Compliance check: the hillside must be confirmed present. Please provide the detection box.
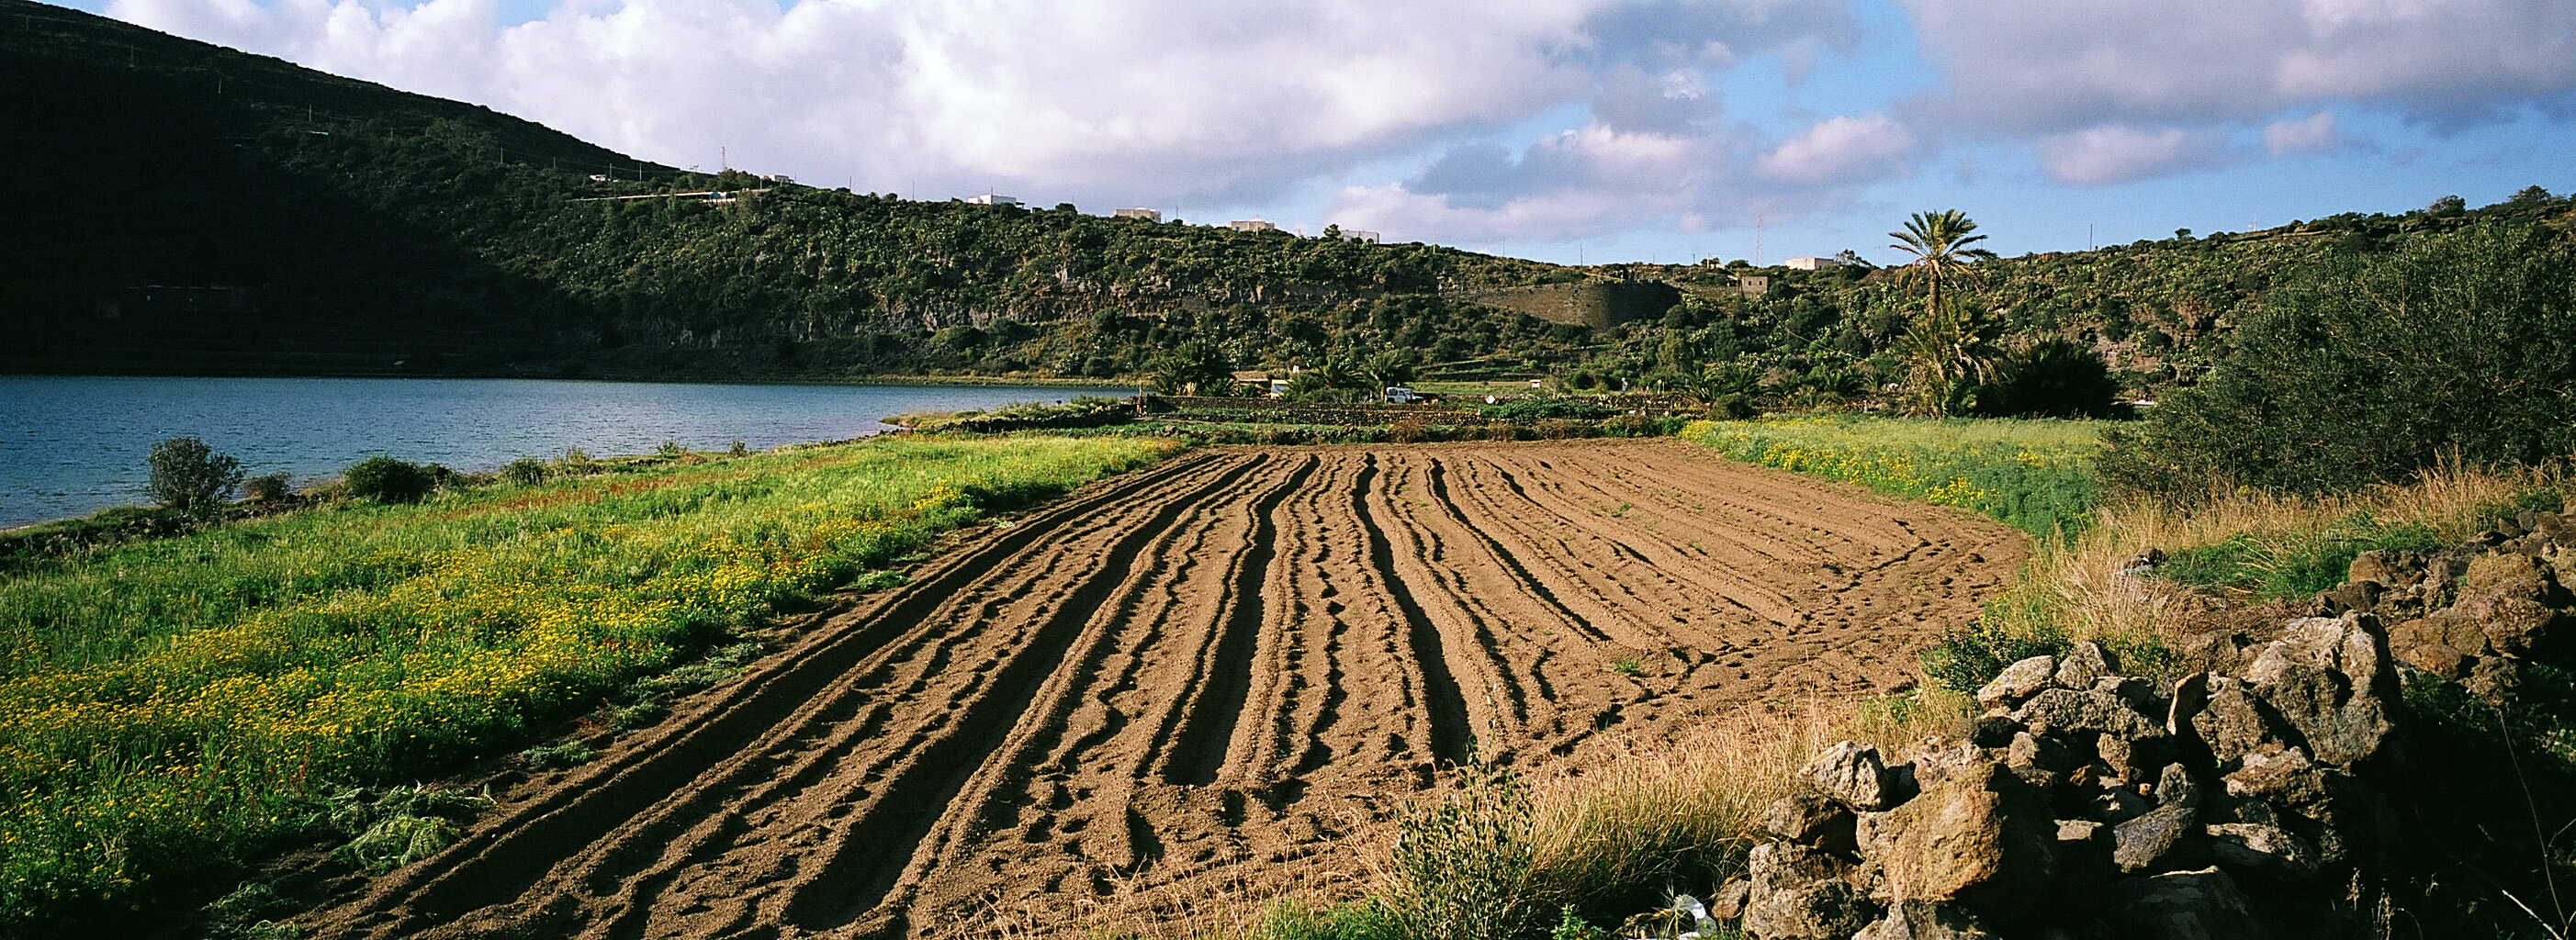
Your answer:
[3,0,2570,395]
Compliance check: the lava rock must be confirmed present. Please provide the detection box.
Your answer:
[2206,822,2320,878]
[1978,655,2059,710]
[2111,867,2269,940]
[1743,841,1878,940]
[2189,677,2275,767]
[1768,789,1859,852]
[2053,642,2118,691]
[1805,741,1899,811]
[1877,762,2057,920]
[2014,688,2164,743]
[2112,803,2203,874]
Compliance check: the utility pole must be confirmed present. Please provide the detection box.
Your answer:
[1755,214,1764,267]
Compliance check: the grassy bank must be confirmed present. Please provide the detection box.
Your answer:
[0,434,1176,926]
[1680,415,2105,540]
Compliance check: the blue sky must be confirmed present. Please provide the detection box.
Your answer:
[62,0,2576,266]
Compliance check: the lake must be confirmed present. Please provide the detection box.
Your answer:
[0,376,1140,528]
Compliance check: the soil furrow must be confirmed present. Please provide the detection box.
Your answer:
[309,441,2028,940]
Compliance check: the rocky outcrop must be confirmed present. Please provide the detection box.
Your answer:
[2330,509,2576,699]
[1731,629,2395,939]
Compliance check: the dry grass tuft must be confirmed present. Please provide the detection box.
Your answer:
[2008,462,2564,650]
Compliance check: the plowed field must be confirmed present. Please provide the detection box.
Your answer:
[311,440,2025,939]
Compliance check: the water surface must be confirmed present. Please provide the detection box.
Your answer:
[0,376,1136,527]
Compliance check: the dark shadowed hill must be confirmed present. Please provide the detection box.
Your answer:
[3,0,2569,396]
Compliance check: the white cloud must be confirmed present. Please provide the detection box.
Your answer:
[1756,113,1914,185]
[2262,110,2349,155]
[2035,125,2236,186]
[107,0,1861,224]
[1902,0,2576,133]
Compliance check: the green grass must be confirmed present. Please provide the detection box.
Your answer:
[0,434,1175,928]
[2151,512,2449,599]
[1679,415,2106,540]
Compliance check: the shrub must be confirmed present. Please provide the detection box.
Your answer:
[2101,220,2576,498]
[144,436,243,511]
[343,456,435,504]
[500,457,550,487]
[240,472,294,502]
[1976,338,2122,419]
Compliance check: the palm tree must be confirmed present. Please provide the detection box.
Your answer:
[1887,209,1997,319]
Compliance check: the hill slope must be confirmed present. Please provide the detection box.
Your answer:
[4,0,2570,396]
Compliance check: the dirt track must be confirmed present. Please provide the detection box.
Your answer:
[311,440,2026,939]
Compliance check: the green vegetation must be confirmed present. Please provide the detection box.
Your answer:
[1679,415,2104,539]
[9,0,2572,418]
[0,434,1173,930]
[2102,220,2576,497]
[144,438,244,513]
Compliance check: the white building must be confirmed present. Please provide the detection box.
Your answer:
[1230,219,1278,232]
[967,194,1022,207]
[1113,207,1163,222]
[1338,229,1381,244]
[1784,256,1845,271]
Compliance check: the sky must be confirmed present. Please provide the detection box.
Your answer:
[60,0,2576,267]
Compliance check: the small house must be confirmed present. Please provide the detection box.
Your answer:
[1114,207,1164,222]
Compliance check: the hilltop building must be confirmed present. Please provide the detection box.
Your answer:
[1230,219,1277,233]
[1783,256,1844,271]
[1337,229,1381,244]
[1114,207,1163,222]
[966,194,1022,207]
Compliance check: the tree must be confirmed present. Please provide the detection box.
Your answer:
[1895,299,1996,417]
[146,436,243,512]
[1361,348,1418,391]
[1976,337,2121,419]
[1149,338,1236,395]
[1887,209,1997,320]
[2100,220,2576,497]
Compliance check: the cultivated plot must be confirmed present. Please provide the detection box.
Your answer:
[314,440,2025,939]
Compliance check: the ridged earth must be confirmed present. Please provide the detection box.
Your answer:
[310,440,2026,939]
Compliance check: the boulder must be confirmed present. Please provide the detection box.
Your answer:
[2014,688,2164,743]
[2463,553,2559,602]
[1903,737,1992,792]
[1851,901,1995,940]
[2154,763,2201,810]
[1743,841,1878,940]
[2450,591,2566,657]
[1876,762,2057,919]
[1767,789,1859,851]
[2465,655,2525,698]
[2244,616,2394,766]
[1805,741,1899,811]
[2222,745,2328,808]
[2110,867,2269,940]
[1977,655,2058,710]
[2007,731,2075,774]
[2346,550,2422,588]
[2206,822,2320,878]
[2112,802,2203,874]
[2387,616,2484,678]
[1712,878,1754,920]
[2188,678,2276,767]
[2251,663,2391,767]
[2053,642,2118,691]
[2165,673,2210,738]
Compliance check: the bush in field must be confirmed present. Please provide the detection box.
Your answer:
[501,457,550,487]
[2101,221,2576,497]
[1976,338,2121,420]
[145,436,244,512]
[343,456,436,503]
[240,472,294,502]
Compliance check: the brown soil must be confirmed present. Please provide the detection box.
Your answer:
[306,440,2026,939]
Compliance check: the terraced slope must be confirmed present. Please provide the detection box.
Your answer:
[311,440,2025,939]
